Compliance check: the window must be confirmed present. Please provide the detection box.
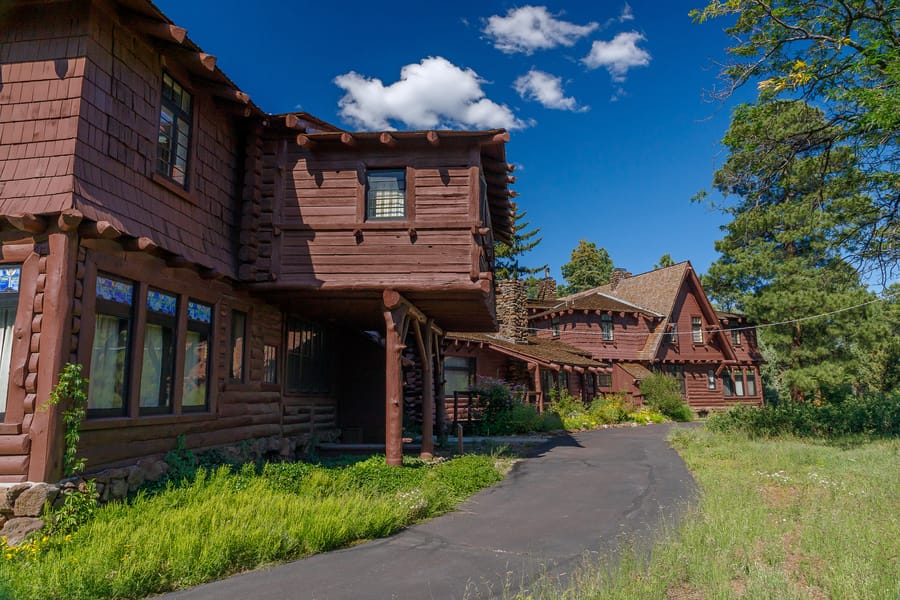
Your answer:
[229,310,247,382]
[601,313,614,341]
[365,169,406,219]
[746,370,757,396]
[444,356,475,394]
[183,300,212,411]
[723,370,735,397]
[286,318,330,393]
[598,372,612,388]
[89,275,134,417]
[734,369,745,396]
[551,316,560,337]
[707,369,716,390]
[669,365,686,395]
[558,370,569,392]
[666,323,678,345]
[731,328,741,346]
[0,266,21,419]
[139,289,177,415]
[692,317,703,344]
[157,72,192,187]
[263,344,278,384]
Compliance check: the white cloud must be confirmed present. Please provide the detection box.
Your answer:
[334,57,527,131]
[514,69,586,112]
[483,6,598,55]
[619,3,634,22]
[582,31,650,82]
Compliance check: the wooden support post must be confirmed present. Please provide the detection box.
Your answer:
[434,331,446,446]
[413,319,435,458]
[532,364,543,414]
[383,290,408,467]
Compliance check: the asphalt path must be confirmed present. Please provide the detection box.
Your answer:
[163,424,696,600]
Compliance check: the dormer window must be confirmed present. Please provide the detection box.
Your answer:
[692,316,703,344]
[157,72,192,187]
[731,329,741,346]
[601,313,614,341]
[366,169,406,219]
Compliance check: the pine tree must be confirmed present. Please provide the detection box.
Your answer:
[494,206,544,281]
[702,101,883,402]
[559,240,613,295]
[654,254,675,269]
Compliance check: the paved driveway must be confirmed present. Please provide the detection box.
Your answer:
[164,424,696,600]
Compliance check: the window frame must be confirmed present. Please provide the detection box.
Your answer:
[707,369,716,391]
[730,328,742,346]
[88,274,135,419]
[746,369,757,396]
[365,168,407,221]
[182,299,213,413]
[598,372,613,388]
[229,309,247,383]
[263,343,279,385]
[156,71,194,189]
[285,317,331,394]
[138,288,178,416]
[0,265,22,421]
[600,313,614,342]
[691,316,704,344]
[551,316,560,337]
[722,369,735,397]
[444,356,476,395]
[666,323,678,345]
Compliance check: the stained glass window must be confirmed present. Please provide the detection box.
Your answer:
[96,276,133,305]
[188,301,212,324]
[0,267,20,293]
[147,290,177,316]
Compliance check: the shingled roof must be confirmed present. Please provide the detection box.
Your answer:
[591,262,692,316]
[445,332,609,371]
[528,291,661,321]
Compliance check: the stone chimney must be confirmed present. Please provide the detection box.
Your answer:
[496,279,529,343]
[610,268,632,291]
[535,267,557,301]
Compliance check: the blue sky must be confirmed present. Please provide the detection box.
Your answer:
[155,0,753,280]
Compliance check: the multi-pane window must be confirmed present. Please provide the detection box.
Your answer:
[229,310,247,383]
[723,370,735,397]
[601,313,614,341]
[669,365,686,395]
[263,344,278,384]
[731,328,741,346]
[286,318,329,393]
[0,266,21,419]
[444,356,475,395]
[707,369,716,390]
[598,372,613,388]
[746,370,757,396]
[734,369,746,396]
[139,289,177,415]
[89,275,134,417]
[183,300,212,411]
[666,323,678,345]
[365,169,406,219]
[551,316,560,337]
[157,72,192,187]
[692,316,703,344]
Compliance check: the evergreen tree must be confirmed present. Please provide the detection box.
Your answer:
[702,101,884,402]
[494,206,544,280]
[654,254,675,269]
[559,240,613,295]
[692,0,900,277]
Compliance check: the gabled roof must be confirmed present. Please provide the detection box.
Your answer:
[592,262,692,316]
[445,332,609,371]
[617,362,654,381]
[528,291,662,321]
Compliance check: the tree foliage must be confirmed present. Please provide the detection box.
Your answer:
[494,206,544,280]
[559,240,614,295]
[692,0,900,277]
[703,101,890,401]
[654,253,675,269]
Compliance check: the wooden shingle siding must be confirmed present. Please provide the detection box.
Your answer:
[70,5,240,277]
[0,3,86,214]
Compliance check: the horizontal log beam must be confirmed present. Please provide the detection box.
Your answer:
[57,209,83,232]
[340,132,357,147]
[426,130,440,146]
[119,10,187,44]
[121,236,157,253]
[79,220,122,240]
[194,80,250,104]
[296,134,316,150]
[6,213,47,234]
[379,132,397,148]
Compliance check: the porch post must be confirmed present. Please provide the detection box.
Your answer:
[413,319,435,458]
[435,333,447,446]
[382,290,409,467]
[532,364,543,413]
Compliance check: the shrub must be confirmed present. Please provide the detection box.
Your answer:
[471,377,550,435]
[44,480,99,536]
[706,392,900,438]
[641,373,693,422]
[589,394,635,424]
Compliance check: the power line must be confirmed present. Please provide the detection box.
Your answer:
[510,296,886,340]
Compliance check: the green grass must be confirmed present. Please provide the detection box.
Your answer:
[527,428,900,599]
[0,454,508,600]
